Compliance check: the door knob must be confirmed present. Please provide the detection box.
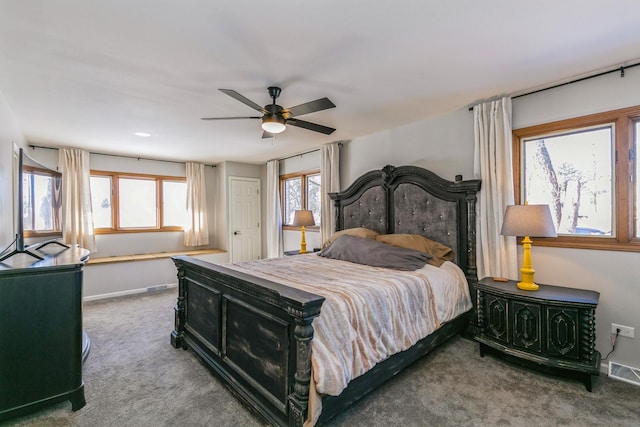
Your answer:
[233,231,241,235]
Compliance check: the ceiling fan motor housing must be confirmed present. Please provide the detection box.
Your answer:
[267,86,282,100]
[263,104,286,125]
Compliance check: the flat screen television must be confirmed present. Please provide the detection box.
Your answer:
[0,148,66,262]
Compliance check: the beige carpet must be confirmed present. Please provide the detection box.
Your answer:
[4,288,639,426]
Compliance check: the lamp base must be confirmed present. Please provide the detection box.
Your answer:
[299,226,307,254]
[517,235,539,291]
[517,281,539,291]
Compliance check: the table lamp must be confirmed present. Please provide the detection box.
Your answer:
[500,204,557,291]
[293,210,315,253]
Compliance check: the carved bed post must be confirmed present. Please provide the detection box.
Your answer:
[170,261,187,349]
[333,198,341,232]
[288,316,316,427]
[466,191,478,281]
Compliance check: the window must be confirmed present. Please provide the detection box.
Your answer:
[280,170,321,227]
[23,165,62,236]
[513,105,640,251]
[90,171,187,233]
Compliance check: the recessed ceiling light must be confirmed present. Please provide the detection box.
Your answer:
[135,132,151,137]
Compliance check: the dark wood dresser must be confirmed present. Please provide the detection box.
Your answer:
[474,277,600,391]
[0,245,90,421]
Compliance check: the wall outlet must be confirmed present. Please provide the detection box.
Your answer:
[611,323,635,338]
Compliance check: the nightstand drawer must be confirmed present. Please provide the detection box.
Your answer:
[481,293,509,344]
[512,301,542,354]
[546,307,580,360]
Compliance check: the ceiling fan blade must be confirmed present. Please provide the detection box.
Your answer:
[201,116,261,120]
[285,97,336,118]
[287,118,336,135]
[262,131,275,139]
[219,89,268,114]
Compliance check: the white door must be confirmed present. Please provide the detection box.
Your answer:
[229,177,261,262]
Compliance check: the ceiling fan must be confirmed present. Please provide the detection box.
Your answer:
[201,86,336,138]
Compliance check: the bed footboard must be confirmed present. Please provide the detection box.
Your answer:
[171,256,325,427]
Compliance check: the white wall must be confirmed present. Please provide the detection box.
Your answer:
[83,251,229,301]
[342,67,640,370]
[341,109,475,186]
[280,149,321,175]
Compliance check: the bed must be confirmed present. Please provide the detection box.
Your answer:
[171,164,481,426]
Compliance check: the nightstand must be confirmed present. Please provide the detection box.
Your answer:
[474,277,600,391]
[284,249,320,256]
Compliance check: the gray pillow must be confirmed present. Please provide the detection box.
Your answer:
[319,234,431,271]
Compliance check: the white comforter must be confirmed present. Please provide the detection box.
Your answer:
[226,253,472,397]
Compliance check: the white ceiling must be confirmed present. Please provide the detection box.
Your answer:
[1,1,639,165]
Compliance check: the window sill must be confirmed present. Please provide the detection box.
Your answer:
[282,225,320,231]
[87,248,225,265]
[94,227,184,234]
[522,238,640,252]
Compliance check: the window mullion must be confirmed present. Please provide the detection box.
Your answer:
[301,174,308,211]
[111,175,120,230]
[615,116,631,243]
[157,178,162,229]
[28,172,36,231]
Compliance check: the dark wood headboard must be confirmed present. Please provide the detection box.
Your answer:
[329,165,481,280]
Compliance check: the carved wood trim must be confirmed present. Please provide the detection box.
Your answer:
[288,317,315,427]
[170,265,186,349]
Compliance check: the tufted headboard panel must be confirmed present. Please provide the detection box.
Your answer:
[393,182,458,254]
[329,165,481,280]
[342,186,388,234]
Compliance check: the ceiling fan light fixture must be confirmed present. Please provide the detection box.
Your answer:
[261,115,286,134]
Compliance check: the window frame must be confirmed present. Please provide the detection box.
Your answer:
[280,169,321,230]
[512,104,640,252]
[90,170,187,234]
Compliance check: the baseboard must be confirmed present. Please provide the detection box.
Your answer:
[83,283,177,302]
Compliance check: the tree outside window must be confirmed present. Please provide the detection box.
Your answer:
[522,126,613,236]
[280,171,321,227]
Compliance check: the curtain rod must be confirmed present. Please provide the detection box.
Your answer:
[28,144,216,167]
[468,61,640,111]
[276,148,320,162]
[274,142,344,162]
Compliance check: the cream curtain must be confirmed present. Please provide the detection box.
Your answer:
[59,148,96,252]
[266,159,283,258]
[184,162,210,247]
[473,97,518,280]
[320,142,340,245]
